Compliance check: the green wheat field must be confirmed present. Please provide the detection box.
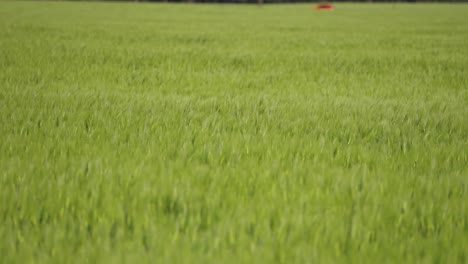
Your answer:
[1,1,467,263]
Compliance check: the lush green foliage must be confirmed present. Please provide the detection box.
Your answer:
[1,2,467,263]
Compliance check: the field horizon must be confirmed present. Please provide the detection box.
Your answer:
[1,1,467,263]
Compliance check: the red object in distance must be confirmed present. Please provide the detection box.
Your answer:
[314,3,335,11]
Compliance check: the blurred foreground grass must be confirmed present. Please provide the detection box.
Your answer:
[0,1,467,263]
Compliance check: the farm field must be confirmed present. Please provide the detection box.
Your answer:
[0,1,467,263]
